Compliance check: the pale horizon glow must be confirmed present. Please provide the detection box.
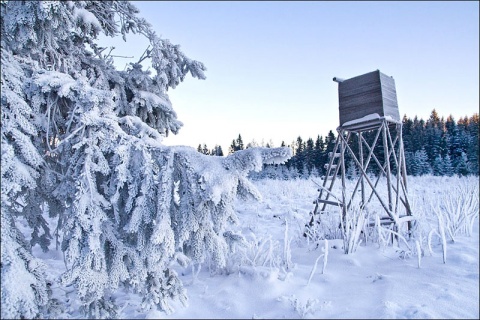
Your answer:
[101,1,479,153]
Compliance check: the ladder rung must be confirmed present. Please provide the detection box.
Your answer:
[368,218,394,227]
[367,215,414,227]
[322,175,336,180]
[328,152,341,158]
[315,199,343,207]
[324,164,337,169]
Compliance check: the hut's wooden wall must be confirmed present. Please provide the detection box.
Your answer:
[338,70,400,126]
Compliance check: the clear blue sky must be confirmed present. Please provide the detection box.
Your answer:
[102,1,479,153]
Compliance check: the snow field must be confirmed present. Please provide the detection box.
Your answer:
[23,175,479,319]
[147,176,479,319]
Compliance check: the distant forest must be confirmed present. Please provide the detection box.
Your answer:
[197,110,479,179]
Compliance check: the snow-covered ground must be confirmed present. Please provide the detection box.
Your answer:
[30,176,479,319]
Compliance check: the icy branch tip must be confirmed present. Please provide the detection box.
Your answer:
[222,147,292,173]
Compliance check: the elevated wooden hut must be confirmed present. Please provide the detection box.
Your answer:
[336,70,400,127]
[308,70,413,247]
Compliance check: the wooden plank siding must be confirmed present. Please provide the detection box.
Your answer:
[337,70,400,127]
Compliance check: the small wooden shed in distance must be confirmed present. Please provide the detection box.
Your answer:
[334,70,400,130]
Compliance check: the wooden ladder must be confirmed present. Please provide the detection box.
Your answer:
[309,135,344,227]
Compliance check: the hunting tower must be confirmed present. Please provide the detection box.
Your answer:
[309,70,413,234]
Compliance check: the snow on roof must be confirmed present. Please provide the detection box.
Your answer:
[341,113,401,127]
[341,113,381,127]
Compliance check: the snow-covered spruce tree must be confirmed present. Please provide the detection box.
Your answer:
[432,154,445,176]
[412,147,432,176]
[1,1,291,318]
[0,46,56,319]
[443,154,455,177]
[170,146,291,270]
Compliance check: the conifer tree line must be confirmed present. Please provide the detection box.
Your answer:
[197,143,224,156]
[201,110,479,179]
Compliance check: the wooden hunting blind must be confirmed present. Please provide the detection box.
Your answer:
[336,70,400,129]
[307,70,413,247]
